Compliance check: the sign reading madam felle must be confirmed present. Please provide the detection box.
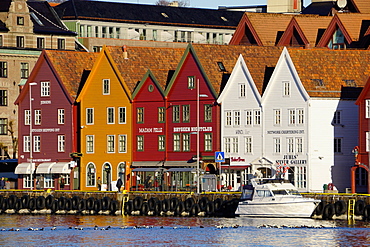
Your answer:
[276,154,307,165]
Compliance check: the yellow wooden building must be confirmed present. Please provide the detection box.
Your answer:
[75,46,132,191]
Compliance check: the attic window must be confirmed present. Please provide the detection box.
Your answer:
[221,16,228,22]
[343,79,356,87]
[30,12,43,26]
[217,62,227,72]
[311,79,324,87]
[161,13,169,18]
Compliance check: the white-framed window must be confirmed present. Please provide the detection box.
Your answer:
[103,79,110,95]
[287,137,294,153]
[245,110,252,126]
[137,107,144,123]
[86,108,94,125]
[232,137,238,153]
[297,108,304,125]
[107,107,114,124]
[41,81,50,97]
[173,134,180,151]
[288,109,295,125]
[296,137,303,153]
[225,111,232,126]
[119,107,126,124]
[333,110,341,125]
[366,99,370,118]
[137,135,144,151]
[58,135,65,152]
[188,76,195,89]
[44,174,53,188]
[35,110,41,125]
[86,163,96,187]
[366,132,370,152]
[107,135,115,153]
[86,135,94,153]
[205,133,212,151]
[245,136,252,154]
[23,135,30,152]
[58,109,65,124]
[25,109,30,125]
[274,137,281,154]
[295,166,307,189]
[239,83,246,97]
[233,111,240,126]
[283,81,290,96]
[334,138,342,153]
[33,135,40,152]
[254,110,261,125]
[183,105,190,123]
[274,109,281,126]
[23,174,31,188]
[182,133,190,151]
[158,135,165,151]
[119,134,127,153]
[224,137,231,153]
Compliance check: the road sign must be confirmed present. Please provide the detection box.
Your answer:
[215,151,225,162]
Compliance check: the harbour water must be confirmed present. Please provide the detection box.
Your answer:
[0,214,369,246]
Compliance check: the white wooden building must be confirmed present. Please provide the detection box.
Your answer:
[218,47,370,192]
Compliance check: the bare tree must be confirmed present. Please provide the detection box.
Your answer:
[156,0,190,7]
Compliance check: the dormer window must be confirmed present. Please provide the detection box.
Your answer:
[328,28,346,50]
[17,17,24,25]
[161,13,169,18]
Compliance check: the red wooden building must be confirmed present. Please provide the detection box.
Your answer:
[14,50,97,190]
[354,76,370,193]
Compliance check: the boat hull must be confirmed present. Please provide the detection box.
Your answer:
[236,199,320,218]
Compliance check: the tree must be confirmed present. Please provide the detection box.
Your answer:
[156,0,190,7]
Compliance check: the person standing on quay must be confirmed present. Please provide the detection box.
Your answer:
[97,177,102,191]
[116,178,123,192]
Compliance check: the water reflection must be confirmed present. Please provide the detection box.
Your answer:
[0,215,369,246]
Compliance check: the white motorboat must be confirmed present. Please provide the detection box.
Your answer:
[236,178,320,218]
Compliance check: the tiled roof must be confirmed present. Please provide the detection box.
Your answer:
[44,50,98,99]
[244,13,293,46]
[106,46,185,93]
[192,44,283,95]
[293,15,332,45]
[336,13,370,41]
[288,48,370,98]
[27,0,76,36]
[54,0,244,29]
[353,0,370,13]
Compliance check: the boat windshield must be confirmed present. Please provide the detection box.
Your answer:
[287,189,301,196]
[256,190,273,197]
[272,190,288,195]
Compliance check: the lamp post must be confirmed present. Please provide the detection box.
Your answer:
[29,82,37,190]
[196,78,208,194]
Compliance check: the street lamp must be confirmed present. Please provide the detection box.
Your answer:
[29,82,37,190]
[196,78,208,194]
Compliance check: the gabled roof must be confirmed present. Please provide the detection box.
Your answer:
[287,48,370,98]
[54,0,244,29]
[352,0,370,14]
[317,13,370,47]
[106,46,185,93]
[192,44,283,95]
[278,15,332,47]
[27,0,76,36]
[131,69,166,100]
[229,13,294,46]
[355,76,370,105]
[44,50,98,99]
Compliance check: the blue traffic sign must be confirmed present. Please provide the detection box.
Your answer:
[215,152,225,162]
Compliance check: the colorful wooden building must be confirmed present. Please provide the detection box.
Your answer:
[14,50,97,190]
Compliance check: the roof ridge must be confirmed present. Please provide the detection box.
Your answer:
[28,3,69,32]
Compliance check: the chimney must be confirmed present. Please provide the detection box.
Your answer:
[122,45,128,59]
